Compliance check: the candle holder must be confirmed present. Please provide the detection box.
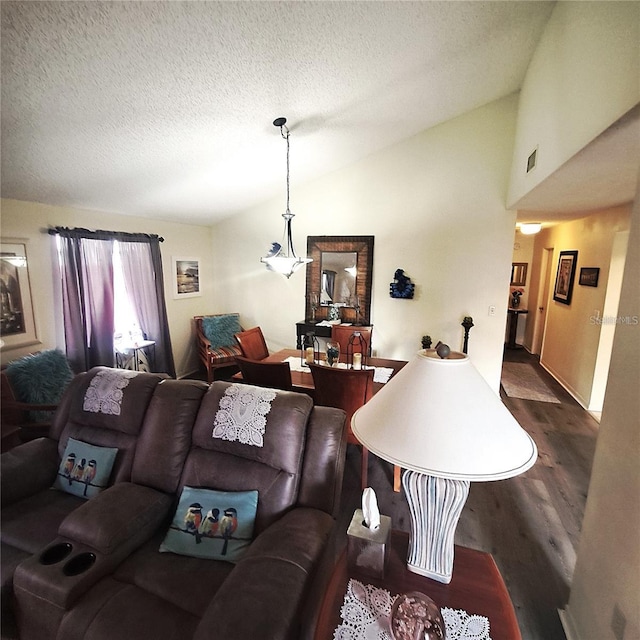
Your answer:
[301,332,319,367]
[347,331,367,369]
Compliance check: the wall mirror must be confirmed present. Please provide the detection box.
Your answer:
[305,236,374,325]
[511,262,528,286]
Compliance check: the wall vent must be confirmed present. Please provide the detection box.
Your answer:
[526,148,537,173]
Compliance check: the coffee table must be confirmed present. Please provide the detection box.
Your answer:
[314,530,521,640]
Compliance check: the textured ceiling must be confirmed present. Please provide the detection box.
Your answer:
[3,0,610,227]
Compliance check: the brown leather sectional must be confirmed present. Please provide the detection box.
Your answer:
[1,367,347,640]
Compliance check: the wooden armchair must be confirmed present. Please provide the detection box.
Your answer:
[331,325,373,357]
[1,350,74,451]
[234,326,269,360]
[194,314,244,383]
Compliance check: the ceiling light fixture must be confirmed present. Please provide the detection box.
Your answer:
[519,222,542,235]
[261,117,312,278]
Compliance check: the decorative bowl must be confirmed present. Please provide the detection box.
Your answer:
[390,591,446,640]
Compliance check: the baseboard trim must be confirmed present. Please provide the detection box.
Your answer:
[558,606,580,640]
[539,361,589,410]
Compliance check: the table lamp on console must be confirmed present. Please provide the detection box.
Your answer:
[351,346,537,584]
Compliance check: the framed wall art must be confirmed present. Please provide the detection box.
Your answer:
[172,257,201,299]
[579,267,600,287]
[553,250,578,305]
[1,239,39,350]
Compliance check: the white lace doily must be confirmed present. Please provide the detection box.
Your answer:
[83,369,138,415]
[212,383,276,447]
[334,579,491,640]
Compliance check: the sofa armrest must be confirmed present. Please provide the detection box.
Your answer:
[59,482,173,555]
[1,437,59,506]
[195,507,334,640]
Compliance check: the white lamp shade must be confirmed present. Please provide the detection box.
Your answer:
[351,350,537,481]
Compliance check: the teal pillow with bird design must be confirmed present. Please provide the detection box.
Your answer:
[52,438,118,500]
[159,486,258,563]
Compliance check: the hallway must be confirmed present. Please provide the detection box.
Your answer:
[337,348,599,640]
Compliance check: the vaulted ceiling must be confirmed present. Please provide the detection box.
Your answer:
[1,1,636,227]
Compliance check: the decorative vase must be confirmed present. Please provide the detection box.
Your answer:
[326,341,340,367]
[328,304,341,322]
[511,295,520,308]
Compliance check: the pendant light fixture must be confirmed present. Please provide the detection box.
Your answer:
[261,117,312,278]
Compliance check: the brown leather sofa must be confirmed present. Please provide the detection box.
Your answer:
[1,366,347,640]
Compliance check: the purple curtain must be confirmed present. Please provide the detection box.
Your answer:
[53,227,175,377]
[119,239,175,377]
[57,234,114,372]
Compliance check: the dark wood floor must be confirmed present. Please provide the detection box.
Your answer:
[333,348,599,640]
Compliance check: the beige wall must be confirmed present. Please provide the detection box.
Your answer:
[508,1,640,207]
[523,207,631,408]
[211,95,520,391]
[561,186,640,640]
[0,199,213,377]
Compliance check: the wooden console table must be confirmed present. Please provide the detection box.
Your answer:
[314,530,521,640]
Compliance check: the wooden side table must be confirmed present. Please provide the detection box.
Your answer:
[314,530,521,640]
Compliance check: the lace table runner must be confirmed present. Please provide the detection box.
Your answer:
[284,357,393,383]
[334,579,492,640]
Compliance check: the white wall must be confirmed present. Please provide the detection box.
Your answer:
[561,184,640,640]
[0,199,213,377]
[508,1,640,207]
[211,95,520,391]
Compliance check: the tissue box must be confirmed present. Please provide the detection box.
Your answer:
[347,508,392,579]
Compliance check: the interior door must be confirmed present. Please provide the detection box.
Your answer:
[533,247,554,355]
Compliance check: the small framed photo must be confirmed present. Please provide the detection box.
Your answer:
[1,239,39,350]
[553,250,578,305]
[579,267,600,288]
[172,257,201,299]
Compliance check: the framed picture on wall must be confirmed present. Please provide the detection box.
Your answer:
[172,257,201,299]
[1,239,40,350]
[579,267,600,287]
[553,250,578,305]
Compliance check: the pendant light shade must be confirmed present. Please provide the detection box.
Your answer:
[261,117,312,278]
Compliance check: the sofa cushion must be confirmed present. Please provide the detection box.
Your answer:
[160,486,258,563]
[201,314,241,349]
[52,438,118,499]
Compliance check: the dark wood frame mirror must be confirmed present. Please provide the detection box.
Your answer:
[510,262,528,286]
[305,236,374,325]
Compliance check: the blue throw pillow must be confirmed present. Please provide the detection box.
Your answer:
[159,486,258,563]
[52,438,118,500]
[202,314,241,349]
[5,349,74,421]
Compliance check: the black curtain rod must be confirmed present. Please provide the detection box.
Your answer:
[48,226,164,242]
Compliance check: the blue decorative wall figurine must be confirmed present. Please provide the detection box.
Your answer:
[390,269,415,299]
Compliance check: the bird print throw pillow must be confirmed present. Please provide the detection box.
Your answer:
[52,437,118,500]
[159,486,258,563]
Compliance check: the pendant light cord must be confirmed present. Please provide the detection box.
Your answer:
[277,122,291,215]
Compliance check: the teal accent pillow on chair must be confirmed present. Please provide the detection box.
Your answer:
[5,349,74,421]
[160,486,258,563]
[202,314,241,349]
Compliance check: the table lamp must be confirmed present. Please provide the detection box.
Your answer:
[351,348,537,584]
